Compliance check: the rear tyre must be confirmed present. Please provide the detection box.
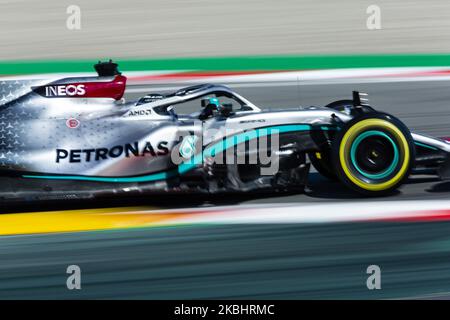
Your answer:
[331,113,415,196]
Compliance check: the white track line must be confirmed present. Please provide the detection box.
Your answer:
[107,200,450,225]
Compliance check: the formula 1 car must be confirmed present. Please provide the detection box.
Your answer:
[0,61,449,202]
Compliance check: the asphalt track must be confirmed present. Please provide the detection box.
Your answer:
[1,79,450,299]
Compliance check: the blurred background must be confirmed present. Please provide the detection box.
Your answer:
[2,0,450,300]
[1,0,450,60]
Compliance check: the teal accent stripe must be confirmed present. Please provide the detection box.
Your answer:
[23,169,179,183]
[23,124,315,183]
[320,126,340,131]
[177,124,313,175]
[414,141,438,151]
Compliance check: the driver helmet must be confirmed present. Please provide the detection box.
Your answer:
[208,97,220,109]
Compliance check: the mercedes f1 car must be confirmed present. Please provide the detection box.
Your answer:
[0,61,449,202]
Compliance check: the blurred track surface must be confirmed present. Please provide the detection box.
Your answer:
[1,79,450,299]
[2,222,450,299]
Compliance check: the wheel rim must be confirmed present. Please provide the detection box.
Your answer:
[350,131,399,180]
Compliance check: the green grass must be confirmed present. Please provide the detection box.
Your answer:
[1,54,450,75]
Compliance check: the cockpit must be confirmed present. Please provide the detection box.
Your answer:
[130,84,261,120]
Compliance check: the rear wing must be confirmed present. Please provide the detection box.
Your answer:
[31,74,126,100]
[0,60,126,106]
[31,60,126,100]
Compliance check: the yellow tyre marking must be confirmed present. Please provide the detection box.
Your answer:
[339,119,410,191]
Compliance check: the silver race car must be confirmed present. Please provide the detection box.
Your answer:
[0,61,449,202]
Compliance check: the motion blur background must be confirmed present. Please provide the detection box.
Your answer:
[1,0,450,60]
[2,0,450,300]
